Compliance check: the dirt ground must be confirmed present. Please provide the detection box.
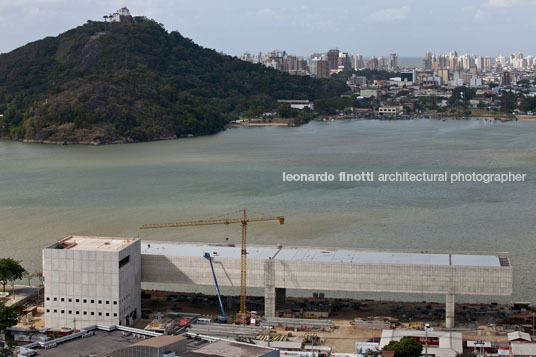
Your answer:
[140,290,516,353]
[18,289,516,353]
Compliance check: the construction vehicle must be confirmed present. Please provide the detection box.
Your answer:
[204,252,227,323]
[140,209,284,315]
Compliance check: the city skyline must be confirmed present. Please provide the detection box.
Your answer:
[1,0,536,57]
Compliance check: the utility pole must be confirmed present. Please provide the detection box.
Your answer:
[424,323,430,357]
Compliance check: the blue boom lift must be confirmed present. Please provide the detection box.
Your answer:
[204,252,227,323]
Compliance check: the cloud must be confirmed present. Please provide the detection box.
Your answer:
[256,8,276,17]
[367,6,410,24]
[484,0,536,8]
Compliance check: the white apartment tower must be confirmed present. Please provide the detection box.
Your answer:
[43,236,141,329]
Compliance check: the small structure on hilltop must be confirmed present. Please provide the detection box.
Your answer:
[103,7,135,28]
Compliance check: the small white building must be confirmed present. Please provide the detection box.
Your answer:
[511,342,536,357]
[467,340,494,351]
[277,99,314,110]
[356,341,380,356]
[43,235,141,329]
[110,7,131,22]
[379,106,404,116]
[380,329,463,357]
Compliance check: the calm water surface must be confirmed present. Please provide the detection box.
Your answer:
[1,119,534,302]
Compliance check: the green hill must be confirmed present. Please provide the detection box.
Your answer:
[0,17,348,144]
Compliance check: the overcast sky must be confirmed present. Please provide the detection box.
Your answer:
[0,0,535,57]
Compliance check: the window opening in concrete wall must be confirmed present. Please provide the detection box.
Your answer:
[119,255,130,268]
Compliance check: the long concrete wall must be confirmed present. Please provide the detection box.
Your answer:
[141,254,512,296]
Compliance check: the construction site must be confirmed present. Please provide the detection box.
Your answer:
[8,289,535,355]
[6,210,534,356]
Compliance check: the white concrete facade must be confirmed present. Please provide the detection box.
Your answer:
[141,242,512,296]
[43,236,141,329]
[43,238,512,329]
[140,242,512,326]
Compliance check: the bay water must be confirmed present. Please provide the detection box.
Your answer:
[1,118,534,302]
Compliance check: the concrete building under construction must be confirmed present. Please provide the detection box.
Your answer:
[43,236,141,329]
[43,236,513,329]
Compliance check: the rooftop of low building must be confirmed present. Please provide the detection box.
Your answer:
[47,235,138,252]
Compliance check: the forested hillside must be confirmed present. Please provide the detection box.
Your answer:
[0,17,348,144]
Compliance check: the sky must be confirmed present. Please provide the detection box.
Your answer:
[0,0,535,57]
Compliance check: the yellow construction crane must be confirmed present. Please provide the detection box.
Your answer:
[139,209,284,314]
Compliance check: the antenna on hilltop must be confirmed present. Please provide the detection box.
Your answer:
[103,15,108,32]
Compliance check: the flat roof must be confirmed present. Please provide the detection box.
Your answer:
[49,235,138,252]
[31,329,142,356]
[142,242,507,267]
[183,340,276,357]
[133,335,186,348]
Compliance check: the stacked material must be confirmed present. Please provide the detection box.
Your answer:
[352,319,391,329]
[187,323,265,340]
[256,330,288,342]
[261,317,334,331]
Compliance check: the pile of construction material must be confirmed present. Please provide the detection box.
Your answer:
[352,319,391,329]
[187,323,265,340]
[261,317,334,332]
[256,330,288,342]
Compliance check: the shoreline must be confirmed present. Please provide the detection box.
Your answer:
[1,115,532,146]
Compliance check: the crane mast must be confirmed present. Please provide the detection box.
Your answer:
[140,209,284,314]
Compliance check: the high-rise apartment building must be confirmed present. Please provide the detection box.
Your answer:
[483,56,492,72]
[389,53,399,70]
[338,52,352,72]
[327,49,340,70]
[316,60,330,78]
[424,51,433,70]
[501,71,511,86]
[496,56,506,67]
[366,57,378,70]
[378,56,386,70]
[352,54,364,69]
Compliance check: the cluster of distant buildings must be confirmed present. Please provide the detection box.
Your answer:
[240,49,536,89]
[423,51,534,73]
[419,51,535,88]
[240,50,536,117]
[240,49,400,78]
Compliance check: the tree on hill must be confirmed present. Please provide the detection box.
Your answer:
[0,258,26,292]
[383,337,423,357]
